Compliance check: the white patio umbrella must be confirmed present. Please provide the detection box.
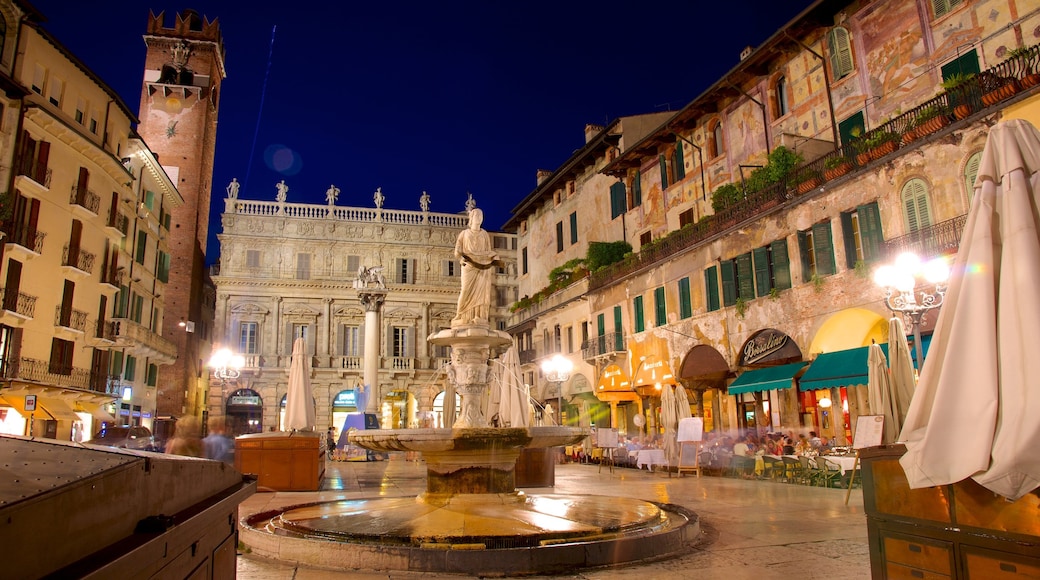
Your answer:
[674,385,693,420]
[659,384,678,464]
[900,118,1040,501]
[284,337,316,431]
[866,343,896,443]
[495,347,530,428]
[886,316,917,438]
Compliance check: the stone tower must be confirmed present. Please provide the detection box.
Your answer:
[137,10,226,418]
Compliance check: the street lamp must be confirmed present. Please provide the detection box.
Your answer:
[540,354,573,426]
[873,252,950,366]
[209,347,244,392]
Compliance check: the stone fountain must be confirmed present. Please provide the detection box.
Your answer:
[239,209,697,575]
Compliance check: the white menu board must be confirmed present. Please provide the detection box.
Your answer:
[853,415,884,449]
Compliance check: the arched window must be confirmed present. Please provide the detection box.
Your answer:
[710,121,725,158]
[901,178,933,233]
[774,75,789,118]
[826,27,854,80]
[963,151,981,205]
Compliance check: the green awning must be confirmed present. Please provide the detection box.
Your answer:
[799,335,933,392]
[799,346,870,391]
[727,362,808,395]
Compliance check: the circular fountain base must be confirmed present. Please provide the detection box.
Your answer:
[242,491,697,576]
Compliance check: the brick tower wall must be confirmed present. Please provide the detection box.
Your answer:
[136,10,225,417]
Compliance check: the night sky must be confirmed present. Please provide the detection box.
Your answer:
[29,1,813,263]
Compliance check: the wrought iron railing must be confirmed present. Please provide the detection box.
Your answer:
[12,357,91,389]
[4,226,46,254]
[0,287,37,318]
[62,245,96,274]
[883,214,967,260]
[581,331,626,361]
[16,160,51,188]
[54,305,88,332]
[69,185,101,215]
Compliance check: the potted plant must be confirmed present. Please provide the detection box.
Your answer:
[789,167,822,195]
[711,183,741,213]
[912,103,949,138]
[942,72,976,119]
[980,71,1020,107]
[823,155,853,180]
[1007,46,1040,89]
[853,130,899,163]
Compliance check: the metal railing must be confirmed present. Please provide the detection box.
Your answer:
[1,287,37,318]
[69,185,101,215]
[10,357,92,389]
[4,226,46,254]
[54,305,88,332]
[16,160,51,188]
[883,214,967,260]
[62,245,96,274]
[581,332,626,361]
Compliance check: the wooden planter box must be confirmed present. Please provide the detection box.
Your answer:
[235,431,325,491]
[860,444,1039,579]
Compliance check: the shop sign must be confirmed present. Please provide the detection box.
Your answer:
[229,395,261,406]
[24,395,36,411]
[334,390,357,407]
[739,329,801,366]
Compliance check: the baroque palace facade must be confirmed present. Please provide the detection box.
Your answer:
[211,189,517,435]
[506,0,1040,445]
[0,1,183,439]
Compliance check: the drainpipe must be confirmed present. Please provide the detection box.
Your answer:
[784,30,840,147]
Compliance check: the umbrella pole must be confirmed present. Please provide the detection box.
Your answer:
[844,452,860,505]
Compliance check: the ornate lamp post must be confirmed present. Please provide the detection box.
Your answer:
[209,347,244,395]
[873,252,951,366]
[540,354,573,426]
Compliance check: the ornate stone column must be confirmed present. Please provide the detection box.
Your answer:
[359,290,386,414]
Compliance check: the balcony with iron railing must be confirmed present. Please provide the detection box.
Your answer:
[508,276,589,327]
[586,43,1040,293]
[69,185,101,216]
[0,286,37,323]
[518,348,537,365]
[54,305,89,335]
[6,357,92,390]
[16,158,51,189]
[581,331,627,362]
[62,245,96,277]
[106,207,130,238]
[3,226,46,257]
[883,214,967,260]
[111,318,178,363]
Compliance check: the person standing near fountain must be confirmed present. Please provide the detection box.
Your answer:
[453,208,498,327]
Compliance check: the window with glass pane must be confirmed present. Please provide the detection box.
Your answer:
[343,325,359,356]
[392,326,410,357]
[240,322,258,354]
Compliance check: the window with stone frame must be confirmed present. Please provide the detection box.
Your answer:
[797,222,836,282]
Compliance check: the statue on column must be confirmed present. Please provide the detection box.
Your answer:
[452,208,498,327]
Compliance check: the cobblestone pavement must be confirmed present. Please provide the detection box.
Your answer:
[237,457,871,579]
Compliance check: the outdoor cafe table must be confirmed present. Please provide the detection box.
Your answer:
[821,454,858,474]
[635,448,667,470]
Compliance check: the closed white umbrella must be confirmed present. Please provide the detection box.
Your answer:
[866,343,895,443]
[284,337,316,431]
[674,385,693,420]
[496,347,530,428]
[659,384,678,465]
[900,119,1040,501]
[886,316,917,437]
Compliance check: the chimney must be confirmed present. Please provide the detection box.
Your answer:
[536,169,553,185]
[584,123,605,143]
[740,46,754,60]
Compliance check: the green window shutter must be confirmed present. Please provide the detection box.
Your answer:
[135,231,147,264]
[720,260,737,306]
[838,111,865,148]
[736,253,755,300]
[613,306,623,351]
[964,152,981,204]
[797,230,812,283]
[704,266,720,312]
[556,221,564,253]
[569,212,578,244]
[144,190,155,211]
[940,49,979,80]
[858,202,884,263]
[902,178,932,232]
[609,181,627,219]
[111,351,123,375]
[634,296,645,333]
[147,364,157,386]
[771,239,792,289]
[597,313,605,338]
[125,356,136,381]
[632,170,642,207]
[678,277,692,319]
[813,221,836,276]
[753,247,771,297]
[828,27,853,79]
[659,155,669,189]
[840,211,858,269]
[654,286,666,326]
[674,142,685,180]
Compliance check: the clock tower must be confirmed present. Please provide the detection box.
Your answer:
[136,10,226,420]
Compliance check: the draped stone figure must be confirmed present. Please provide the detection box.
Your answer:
[452,208,497,327]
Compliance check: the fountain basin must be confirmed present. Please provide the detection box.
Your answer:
[349,427,586,494]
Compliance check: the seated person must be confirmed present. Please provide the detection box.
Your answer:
[809,430,823,449]
[733,440,750,456]
[794,434,812,455]
[782,437,796,455]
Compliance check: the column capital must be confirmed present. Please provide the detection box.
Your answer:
[359,290,387,312]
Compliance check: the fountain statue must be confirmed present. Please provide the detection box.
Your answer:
[240,207,697,575]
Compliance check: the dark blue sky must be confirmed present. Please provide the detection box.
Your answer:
[30,1,813,263]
